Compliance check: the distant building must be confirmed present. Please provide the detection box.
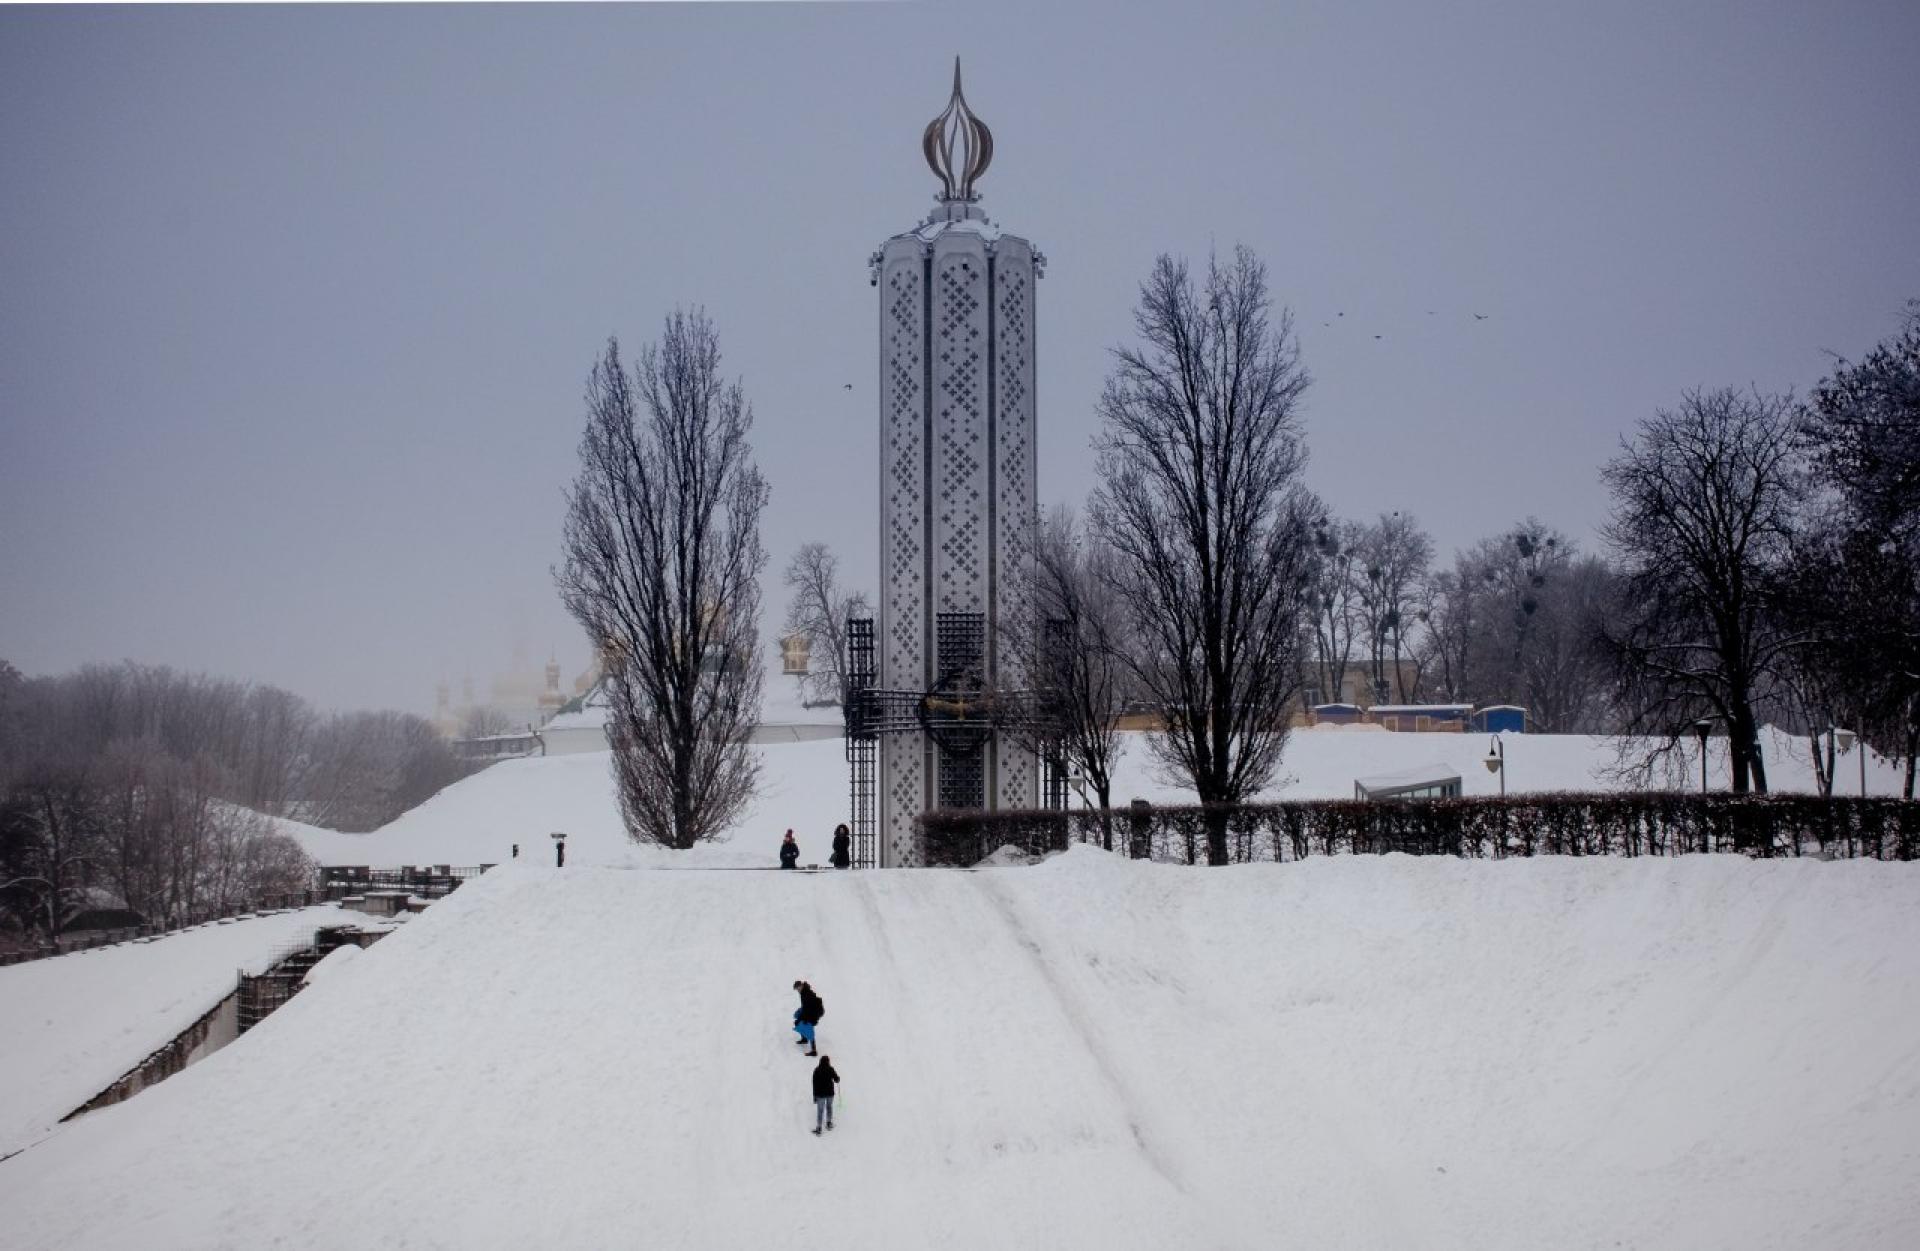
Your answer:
[433,646,594,740]
[1368,704,1473,733]
[1298,702,1528,734]
[540,680,614,756]
[1469,705,1529,734]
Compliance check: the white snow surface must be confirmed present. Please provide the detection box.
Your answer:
[0,905,365,1158]
[274,725,1909,871]
[0,851,1916,1249]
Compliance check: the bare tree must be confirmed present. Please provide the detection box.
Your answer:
[1306,520,1362,706]
[459,705,515,739]
[1416,563,1478,704]
[229,826,316,903]
[1795,302,1920,794]
[1518,554,1619,733]
[0,762,97,940]
[1601,388,1805,792]
[1090,247,1320,865]
[1413,520,1617,730]
[1352,511,1433,703]
[1010,506,1132,846]
[557,314,768,849]
[781,542,871,706]
[299,710,471,832]
[234,684,315,816]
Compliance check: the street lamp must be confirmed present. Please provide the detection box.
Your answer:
[1692,719,1714,793]
[1483,735,1506,798]
[1833,726,1863,797]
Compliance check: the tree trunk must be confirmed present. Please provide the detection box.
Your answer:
[1904,720,1918,800]
[1204,805,1230,867]
[1808,731,1833,798]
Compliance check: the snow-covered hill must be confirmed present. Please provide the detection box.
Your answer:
[277,725,1907,870]
[1,851,1915,1249]
[0,906,369,1160]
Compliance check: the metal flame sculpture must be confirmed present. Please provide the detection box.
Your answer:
[921,57,993,202]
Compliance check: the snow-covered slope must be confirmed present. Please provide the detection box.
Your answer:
[0,905,365,1159]
[2,852,1916,1249]
[279,725,1907,870]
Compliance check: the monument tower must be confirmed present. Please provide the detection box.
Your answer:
[860,61,1044,867]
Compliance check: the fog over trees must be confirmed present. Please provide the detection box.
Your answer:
[781,542,871,707]
[0,660,474,945]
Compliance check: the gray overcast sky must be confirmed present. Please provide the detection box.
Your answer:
[3,1,1917,715]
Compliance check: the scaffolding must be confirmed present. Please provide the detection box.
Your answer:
[843,612,1072,866]
[844,617,878,870]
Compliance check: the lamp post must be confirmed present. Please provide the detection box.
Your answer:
[550,830,568,868]
[1066,769,1105,851]
[1834,726,1862,797]
[1066,768,1091,810]
[1692,719,1713,793]
[1483,735,1506,798]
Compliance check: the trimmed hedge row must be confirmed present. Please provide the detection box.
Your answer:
[915,793,1920,867]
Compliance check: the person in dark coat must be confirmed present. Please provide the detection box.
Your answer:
[779,830,799,869]
[830,823,851,870]
[811,1054,840,1134]
[792,979,823,1054]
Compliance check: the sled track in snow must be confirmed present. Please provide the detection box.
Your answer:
[973,874,1186,1194]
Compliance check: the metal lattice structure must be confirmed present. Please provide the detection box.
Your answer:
[845,610,1067,863]
[844,617,878,870]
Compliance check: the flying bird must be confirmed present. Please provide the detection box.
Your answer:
[1473,313,1489,321]
[843,383,853,389]
[1373,335,1383,341]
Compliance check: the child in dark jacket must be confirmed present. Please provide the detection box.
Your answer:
[792,980,823,1054]
[811,1055,840,1134]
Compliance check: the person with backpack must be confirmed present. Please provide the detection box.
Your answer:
[830,823,851,870]
[811,1054,840,1135]
[792,979,824,1054]
[779,830,799,869]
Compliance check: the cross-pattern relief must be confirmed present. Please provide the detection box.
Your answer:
[933,255,986,616]
[882,261,926,694]
[882,736,924,867]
